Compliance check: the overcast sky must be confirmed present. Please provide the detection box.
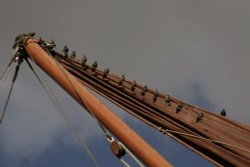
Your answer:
[0,0,250,167]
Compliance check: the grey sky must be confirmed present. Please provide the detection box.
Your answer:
[0,0,249,166]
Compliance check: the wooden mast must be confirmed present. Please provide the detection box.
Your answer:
[24,38,173,167]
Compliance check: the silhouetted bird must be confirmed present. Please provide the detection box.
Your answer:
[153,89,159,103]
[220,108,226,117]
[164,95,171,105]
[131,80,137,91]
[196,112,204,122]
[118,74,125,86]
[176,104,183,113]
[141,85,148,96]
[70,51,76,58]
[81,55,87,65]
[46,39,56,50]
[63,45,69,56]
[27,32,36,37]
[92,61,98,72]
[103,68,110,79]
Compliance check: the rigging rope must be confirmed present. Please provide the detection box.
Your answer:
[25,60,100,167]
[66,59,250,142]
[157,127,250,153]
[0,54,15,81]
[53,56,141,167]
[46,48,146,167]
[0,62,20,124]
[54,55,250,165]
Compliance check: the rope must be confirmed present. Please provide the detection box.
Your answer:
[119,158,131,167]
[119,142,145,167]
[63,58,250,143]
[57,54,250,154]
[0,61,15,90]
[32,46,146,167]
[51,52,150,167]
[0,55,15,81]
[0,63,20,124]
[158,127,250,153]
[26,60,100,167]
[52,55,109,135]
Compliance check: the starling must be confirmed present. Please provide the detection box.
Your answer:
[92,61,98,72]
[176,104,183,113]
[220,108,226,117]
[103,68,110,79]
[27,32,36,37]
[70,51,76,58]
[131,80,137,91]
[46,39,56,50]
[141,85,148,96]
[50,39,56,47]
[164,95,171,105]
[63,45,69,56]
[81,55,87,65]
[196,112,204,122]
[153,89,159,103]
[118,74,125,86]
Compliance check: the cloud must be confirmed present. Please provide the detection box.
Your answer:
[0,0,249,166]
[0,65,104,161]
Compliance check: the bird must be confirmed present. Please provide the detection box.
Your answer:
[103,68,110,79]
[13,33,35,49]
[141,85,148,96]
[63,45,69,56]
[164,95,171,105]
[81,54,87,65]
[118,74,125,86]
[46,39,56,50]
[196,112,204,122]
[153,89,159,103]
[27,32,36,37]
[50,39,56,47]
[220,108,226,117]
[70,51,76,59]
[176,104,183,113]
[92,61,98,72]
[131,80,137,92]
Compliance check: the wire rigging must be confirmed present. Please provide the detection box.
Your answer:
[50,50,143,167]
[0,60,21,124]
[0,54,15,81]
[53,53,250,166]
[25,60,100,167]
[66,59,250,141]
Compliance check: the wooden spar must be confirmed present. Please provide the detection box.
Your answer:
[24,38,173,167]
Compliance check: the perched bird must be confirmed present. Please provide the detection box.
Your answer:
[46,39,56,50]
[141,85,148,96]
[153,89,159,103]
[176,104,183,113]
[81,54,87,65]
[63,45,69,56]
[27,32,36,37]
[50,39,56,46]
[196,112,204,123]
[70,51,76,58]
[220,108,226,117]
[131,80,137,91]
[13,32,36,49]
[118,74,125,86]
[103,68,110,79]
[92,61,98,72]
[164,95,171,105]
